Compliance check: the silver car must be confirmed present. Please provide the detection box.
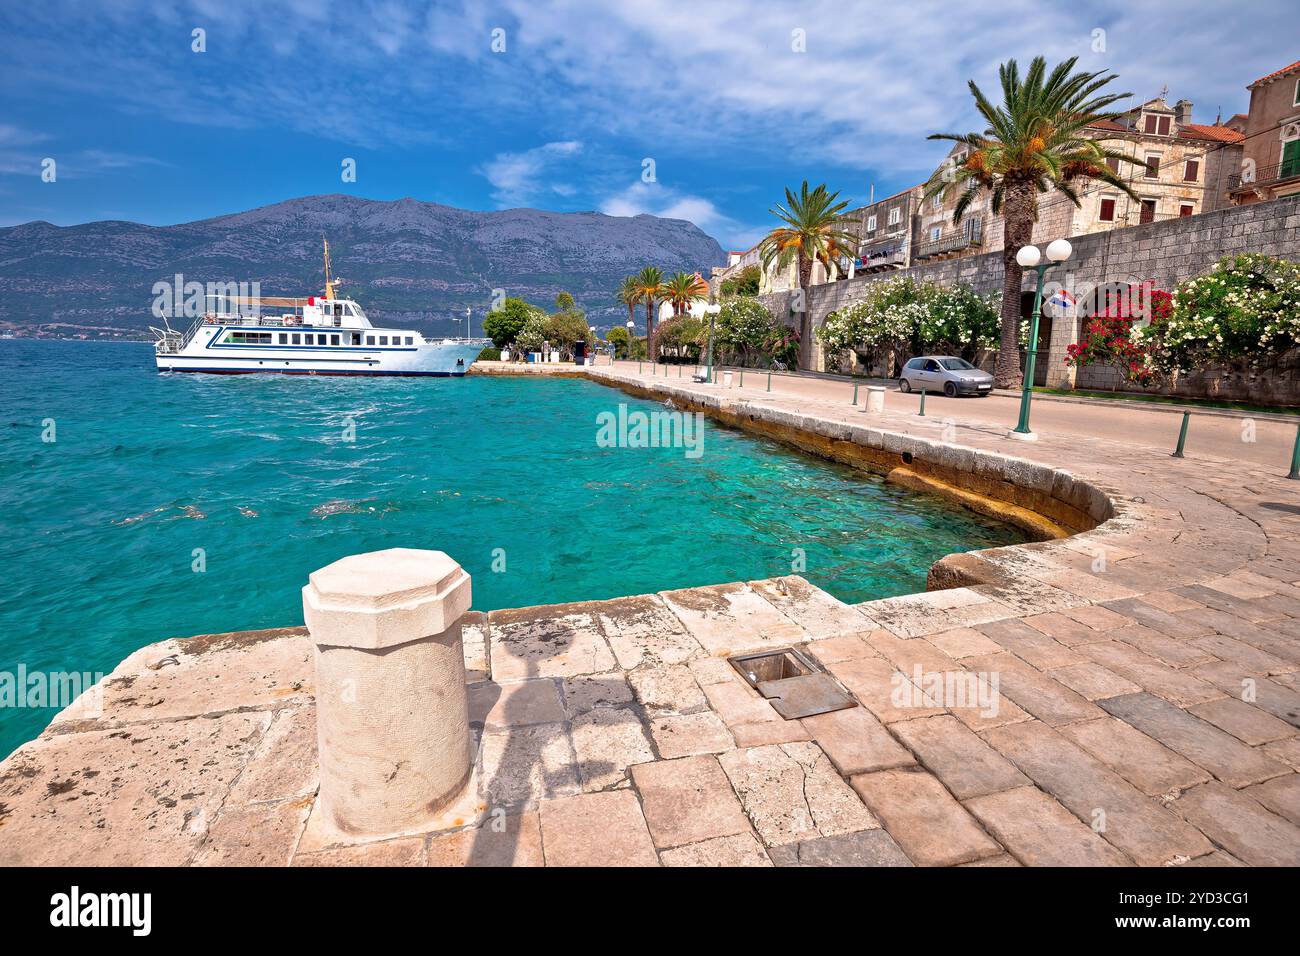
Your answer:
[898,355,994,397]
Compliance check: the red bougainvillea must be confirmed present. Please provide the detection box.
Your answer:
[1064,288,1171,384]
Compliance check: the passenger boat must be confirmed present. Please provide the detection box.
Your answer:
[153,242,488,376]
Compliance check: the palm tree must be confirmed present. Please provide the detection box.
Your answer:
[633,266,666,361]
[664,271,708,315]
[758,182,858,369]
[617,276,639,341]
[926,55,1141,388]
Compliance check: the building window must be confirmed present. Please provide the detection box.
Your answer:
[929,225,942,241]
[1140,199,1157,224]
[1143,114,1157,134]
[1106,156,1120,174]
[931,193,942,210]
[1294,77,1300,106]
[1282,138,1300,180]
[1144,154,1160,179]
[1183,159,1199,182]
[1099,198,1116,222]
[1158,115,1171,136]
[1179,203,1195,218]
[888,207,900,226]
[866,215,877,232]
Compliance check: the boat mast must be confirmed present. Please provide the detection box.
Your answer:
[322,237,338,301]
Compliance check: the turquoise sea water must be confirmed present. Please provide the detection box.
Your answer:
[0,341,1022,756]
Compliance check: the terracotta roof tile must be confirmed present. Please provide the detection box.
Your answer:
[1178,124,1246,143]
[1249,59,1300,88]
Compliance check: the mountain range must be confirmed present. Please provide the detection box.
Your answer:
[0,194,726,337]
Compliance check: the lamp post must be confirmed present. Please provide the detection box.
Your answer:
[1009,239,1072,441]
[701,302,722,382]
[625,319,634,363]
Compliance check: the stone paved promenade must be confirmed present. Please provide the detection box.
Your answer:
[2,365,1299,866]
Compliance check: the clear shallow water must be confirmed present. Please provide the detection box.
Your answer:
[0,340,1021,755]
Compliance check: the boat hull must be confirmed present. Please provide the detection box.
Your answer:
[156,326,486,376]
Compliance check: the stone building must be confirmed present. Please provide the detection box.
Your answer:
[1228,59,1300,205]
[913,96,1244,264]
[851,185,924,274]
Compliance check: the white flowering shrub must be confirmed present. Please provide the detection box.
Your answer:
[818,276,999,360]
[1134,254,1300,373]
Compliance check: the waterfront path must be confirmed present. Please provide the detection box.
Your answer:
[1,362,1298,866]
[607,359,1300,471]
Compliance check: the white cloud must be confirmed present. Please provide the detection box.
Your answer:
[600,181,760,249]
[478,140,583,205]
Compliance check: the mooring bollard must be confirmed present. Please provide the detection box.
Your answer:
[1172,411,1190,458]
[852,383,859,406]
[864,385,885,414]
[1288,423,1300,480]
[303,548,473,836]
[918,388,926,416]
[738,369,744,388]
[767,370,772,392]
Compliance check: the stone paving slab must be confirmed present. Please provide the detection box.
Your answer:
[850,768,1001,866]
[719,742,876,846]
[630,755,753,849]
[1172,781,1300,867]
[767,829,913,867]
[983,719,1215,866]
[1099,692,1289,789]
[660,581,808,655]
[963,786,1132,866]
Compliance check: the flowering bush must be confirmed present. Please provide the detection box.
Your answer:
[1065,288,1170,384]
[1134,254,1300,373]
[817,277,998,360]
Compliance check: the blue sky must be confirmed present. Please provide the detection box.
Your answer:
[1,1,1295,249]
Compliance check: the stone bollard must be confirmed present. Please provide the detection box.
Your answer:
[864,386,886,414]
[302,548,473,837]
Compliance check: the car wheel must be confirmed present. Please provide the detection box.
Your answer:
[944,382,957,398]
[898,378,911,393]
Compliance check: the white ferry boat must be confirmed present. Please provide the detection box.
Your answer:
[153,243,488,376]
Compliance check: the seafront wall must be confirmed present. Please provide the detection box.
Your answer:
[586,369,1116,552]
[756,194,1300,392]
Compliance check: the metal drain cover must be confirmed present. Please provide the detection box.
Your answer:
[728,647,858,719]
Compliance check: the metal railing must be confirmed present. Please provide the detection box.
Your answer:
[1228,162,1300,192]
[914,220,983,259]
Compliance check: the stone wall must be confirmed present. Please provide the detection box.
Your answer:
[758,195,1300,390]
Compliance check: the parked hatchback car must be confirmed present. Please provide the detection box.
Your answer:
[898,356,994,397]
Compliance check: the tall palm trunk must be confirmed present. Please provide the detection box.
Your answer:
[995,184,1035,389]
[796,252,813,370]
[645,299,656,361]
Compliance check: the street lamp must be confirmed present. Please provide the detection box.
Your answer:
[625,319,634,362]
[1009,239,1072,440]
[702,302,722,382]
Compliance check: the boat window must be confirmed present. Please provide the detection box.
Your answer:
[292,334,301,345]
[405,336,413,345]
[304,334,313,345]
[366,336,375,345]
[331,334,340,345]
[279,333,287,344]
[351,333,361,345]
[378,335,388,345]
